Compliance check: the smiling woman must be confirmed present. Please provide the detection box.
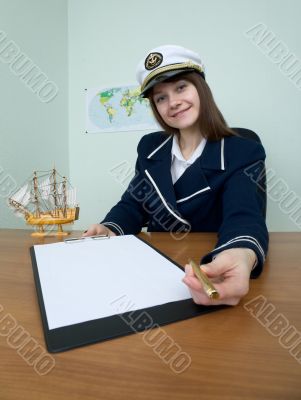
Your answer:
[84,45,269,307]
[148,71,235,142]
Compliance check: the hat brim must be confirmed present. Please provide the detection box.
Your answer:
[140,68,204,97]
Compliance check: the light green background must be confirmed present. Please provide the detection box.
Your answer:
[1,0,300,232]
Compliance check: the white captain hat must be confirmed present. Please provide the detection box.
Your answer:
[136,45,205,97]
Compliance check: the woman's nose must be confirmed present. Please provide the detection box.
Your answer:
[169,95,181,108]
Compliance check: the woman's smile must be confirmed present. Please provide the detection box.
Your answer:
[171,106,192,119]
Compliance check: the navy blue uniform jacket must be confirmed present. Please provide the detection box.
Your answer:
[102,129,269,277]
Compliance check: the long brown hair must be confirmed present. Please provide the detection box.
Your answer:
[147,71,236,141]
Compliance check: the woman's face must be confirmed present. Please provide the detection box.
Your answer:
[152,79,201,132]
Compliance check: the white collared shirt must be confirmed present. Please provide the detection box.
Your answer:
[171,135,207,184]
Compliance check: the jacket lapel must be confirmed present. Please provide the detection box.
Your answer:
[144,135,178,211]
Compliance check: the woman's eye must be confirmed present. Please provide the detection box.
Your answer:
[155,96,165,104]
[177,84,186,91]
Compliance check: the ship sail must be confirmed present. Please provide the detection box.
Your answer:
[39,177,51,199]
[66,188,76,207]
[21,192,31,206]
[9,184,29,205]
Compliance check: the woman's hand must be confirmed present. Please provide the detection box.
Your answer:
[183,248,257,306]
[82,223,116,237]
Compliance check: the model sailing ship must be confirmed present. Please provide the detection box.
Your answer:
[8,168,79,236]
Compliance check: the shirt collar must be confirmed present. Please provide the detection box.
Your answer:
[171,135,207,164]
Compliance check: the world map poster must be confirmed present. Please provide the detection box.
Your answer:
[85,85,160,133]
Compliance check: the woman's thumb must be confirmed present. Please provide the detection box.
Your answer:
[201,257,224,278]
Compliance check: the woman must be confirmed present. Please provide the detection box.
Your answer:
[84,45,269,306]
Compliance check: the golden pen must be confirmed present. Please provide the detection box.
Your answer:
[189,259,219,300]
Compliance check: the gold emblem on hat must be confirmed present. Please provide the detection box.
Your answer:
[145,52,163,70]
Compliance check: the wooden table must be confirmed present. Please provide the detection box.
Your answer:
[0,230,300,399]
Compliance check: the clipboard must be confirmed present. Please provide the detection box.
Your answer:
[30,235,225,353]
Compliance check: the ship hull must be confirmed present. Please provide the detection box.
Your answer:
[25,207,79,237]
[26,207,79,225]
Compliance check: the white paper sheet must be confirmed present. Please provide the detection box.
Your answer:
[33,235,191,330]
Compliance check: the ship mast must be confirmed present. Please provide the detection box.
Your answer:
[52,168,59,215]
[33,172,40,218]
[62,176,67,217]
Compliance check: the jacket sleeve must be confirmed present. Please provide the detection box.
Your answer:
[100,138,150,235]
[201,141,269,278]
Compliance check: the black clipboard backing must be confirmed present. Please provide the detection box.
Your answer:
[30,236,225,353]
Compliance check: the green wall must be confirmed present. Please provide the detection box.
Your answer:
[0,0,69,228]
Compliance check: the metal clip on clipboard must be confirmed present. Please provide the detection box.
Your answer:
[64,234,110,244]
